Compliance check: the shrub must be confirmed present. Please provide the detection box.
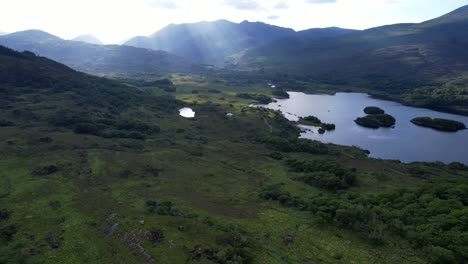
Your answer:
[74,123,99,134]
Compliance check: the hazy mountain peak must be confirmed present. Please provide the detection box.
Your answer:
[2,29,63,42]
[125,19,297,64]
[72,34,103,45]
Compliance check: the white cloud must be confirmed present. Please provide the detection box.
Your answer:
[148,0,178,9]
[274,1,289,9]
[306,0,337,4]
[224,0,259,10]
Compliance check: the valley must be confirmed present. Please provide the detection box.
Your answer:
[1,3,468,264]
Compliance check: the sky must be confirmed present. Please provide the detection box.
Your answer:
[0,0,467,44]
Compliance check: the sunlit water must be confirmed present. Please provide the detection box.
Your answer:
[261,92,468,164]
[179,107,195,118]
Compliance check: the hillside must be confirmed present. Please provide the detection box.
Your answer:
[124,20,355,65]
[241,5,468,81]
[0,30,201,74]
[72,34,103,45]
[1,44,467,264]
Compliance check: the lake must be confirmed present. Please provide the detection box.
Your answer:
[262,92,468,164]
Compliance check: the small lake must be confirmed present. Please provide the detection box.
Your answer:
[179,108,195,118]
[262,92,468,164]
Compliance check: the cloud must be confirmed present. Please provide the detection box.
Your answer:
[306,0,337,4]
[224,0,259,10]
[267,15,280,20]
[148,0,178,9]
[274,1,289,9]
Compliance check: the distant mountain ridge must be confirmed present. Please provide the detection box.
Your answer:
[0,30,201,74]
[124,19,356,64]
[72,34,103,45]
[238,5,468,85]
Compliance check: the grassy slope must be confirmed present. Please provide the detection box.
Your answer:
[1,48,467,263]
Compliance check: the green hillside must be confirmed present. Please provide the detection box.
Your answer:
[0,45,467,264]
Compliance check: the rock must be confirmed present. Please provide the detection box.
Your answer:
[46,232,61,249]
[283,234,293,245]
[139,220,145,225]
[178,225,184,232]
[148,228,164,244]
[48,201,62,209]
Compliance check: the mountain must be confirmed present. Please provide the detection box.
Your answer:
[297,27,358,39]
[240,5,468,84]
[0,32,7,36]
[72,34,103,45]
[0,30,201,74]
[125,20,301,64]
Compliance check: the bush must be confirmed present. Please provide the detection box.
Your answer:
[428,246,456,264]
[272,89,289,98]
[74,123,99,134]
[257,136,328,155]
[145,200,183,216]
[300,116,322,124]
[236,93,273,104]
[0,120,14,127]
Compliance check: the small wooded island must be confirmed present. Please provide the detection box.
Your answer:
[364,106,385,115]
[355,107,396,128]
[411,117,466,132]
[298,115,336,134]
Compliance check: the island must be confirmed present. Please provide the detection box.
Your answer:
[364,106,385,115]
[355,106,396,128]
[411,117,466,132]
[298,116,336,133]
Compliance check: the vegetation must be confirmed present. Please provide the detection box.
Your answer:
[355,114,396,128]
[1,44,467,264]
[286,158,358,190]
[411,117,466,132]
[298,116,336,132]
[298,115,321,125]
[236,93,273,104]
[364,106,385,115]
[272,88,289,98]
[260,182,468,263]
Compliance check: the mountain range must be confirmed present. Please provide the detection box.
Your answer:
[2,5,468,92]
[0,30,200,74]
[124,20,357,64]
[238,5,468,89]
